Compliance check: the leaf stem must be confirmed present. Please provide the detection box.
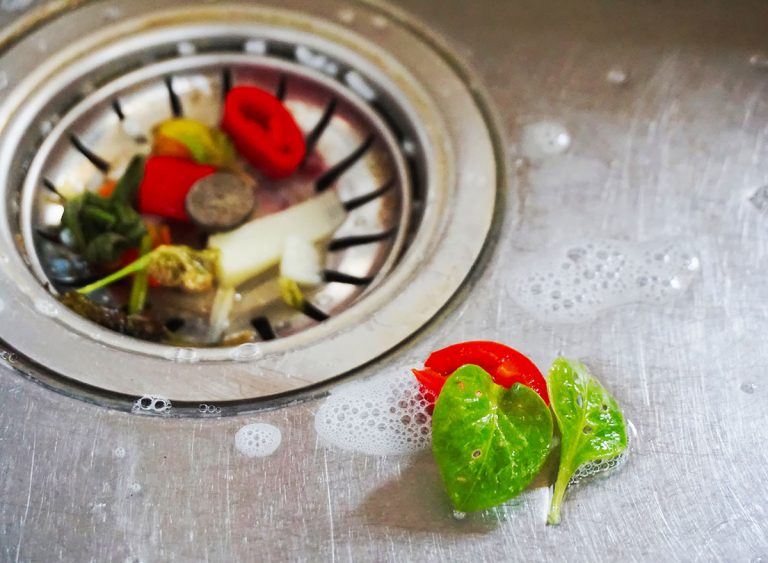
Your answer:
[547,457,571,525]
[78,251,156,295]
[128,234,153,314]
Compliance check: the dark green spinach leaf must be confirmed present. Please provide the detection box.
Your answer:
[61,156,146,264]
[432,364,553,513]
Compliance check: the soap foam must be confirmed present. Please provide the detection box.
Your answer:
[314,370,432,456]
[234,423,282,458]
[132,395,172,414]
[508,239,700,323]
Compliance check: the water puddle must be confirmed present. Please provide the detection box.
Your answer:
[508,239,701,322]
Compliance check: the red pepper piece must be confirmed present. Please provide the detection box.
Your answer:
[138,156,217,221]
[411,341,549,405]
[221,86,305,179]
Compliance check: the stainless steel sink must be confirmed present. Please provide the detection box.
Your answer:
[0,0,766,561]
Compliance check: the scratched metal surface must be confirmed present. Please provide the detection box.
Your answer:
[2,0,768,561]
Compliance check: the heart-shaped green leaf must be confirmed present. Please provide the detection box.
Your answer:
[431,364,553,512]
[547,358,628,525]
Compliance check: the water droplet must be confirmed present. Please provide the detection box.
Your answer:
[176,41,197,56]
[0,71,8,91]
[750,185,768,212]
[113,447,126,458]
[128,482,142,493]
[520,121,571,158]
[34,298,59,317]
[605,67,629,85]
[165,347,199,363]
[740,382,756,394]
[371,15,388,29]
[39,120,53,135]
[749,53,768,69]
[230,343,262,361]
[452,510,467,520]
[402,139,417,156]
[337,8,355,23]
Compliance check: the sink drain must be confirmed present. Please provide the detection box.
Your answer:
[0,0,500,404]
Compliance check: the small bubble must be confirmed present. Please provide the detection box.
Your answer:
[102,5,122,20]
[113,447,126,458]
[0,71,9,91]
[230,343,262,361]
[452,510,467,520]
[36,39,48,52]
[520,121,571,158]
[740,382,756,394]
[550,290,562,300]
[337,8,355,23]
[530,284,542,295]
[605,67,629,85]
[749,53,768,69]
[371,15,388,29]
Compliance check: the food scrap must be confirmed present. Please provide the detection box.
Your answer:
[413,341,628,525]
[49,84,339,345]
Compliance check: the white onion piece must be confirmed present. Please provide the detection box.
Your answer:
[209,190,346,287]
[280,235,323,287]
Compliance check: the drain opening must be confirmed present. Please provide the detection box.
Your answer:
[24,49,420,347]
[0,4,498,403]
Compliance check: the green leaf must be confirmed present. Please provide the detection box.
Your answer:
[109,155,145,204]
[61,195,86,251]
[432,364,553,513]
[547,358,628,525]
[84,232,129,264]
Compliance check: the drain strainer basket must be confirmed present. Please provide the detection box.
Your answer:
[0,0,500,403]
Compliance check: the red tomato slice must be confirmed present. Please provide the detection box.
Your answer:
[413,341,549,405]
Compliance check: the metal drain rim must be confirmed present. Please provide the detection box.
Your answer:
[0,0,499,403]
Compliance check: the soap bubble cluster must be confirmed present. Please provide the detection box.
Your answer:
[509,239,701,322]
[568,429,632,487]
[569,451,628,486]
[198,403,222,415]
[314,370,432,456]
[234,423,282,458]
[132,395,172,414]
